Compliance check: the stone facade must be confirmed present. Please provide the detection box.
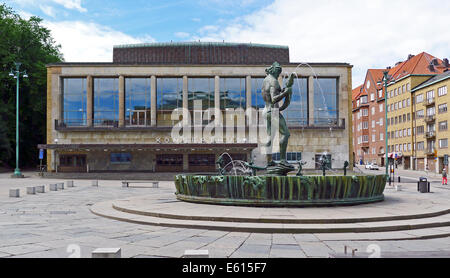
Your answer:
[43,43,353,173]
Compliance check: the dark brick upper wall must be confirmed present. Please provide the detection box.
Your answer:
[113,43,290,64]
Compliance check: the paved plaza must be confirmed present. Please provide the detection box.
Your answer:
[1,171,450,258]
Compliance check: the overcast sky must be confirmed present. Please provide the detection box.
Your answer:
[5,0,450,87]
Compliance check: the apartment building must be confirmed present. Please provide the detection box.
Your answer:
[385,52,448,171]
[352,69,386,166]
[411,70,450,172]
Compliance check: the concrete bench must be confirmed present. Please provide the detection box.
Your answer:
[9,189,20,198]
[122,181,159,188]
[92,180,98,187]
[27,187,36,195]
[92,248,121,258]
[66,181,74,187]
[50,184,58,191]
[183,250,209,258]
[57,183,64,190]
[36,185,45,193]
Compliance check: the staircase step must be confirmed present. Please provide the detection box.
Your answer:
[90,201,450,239]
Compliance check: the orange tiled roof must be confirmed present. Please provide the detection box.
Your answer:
[352,85,363,100]
[386,52,446,82]
[368,69,385,90]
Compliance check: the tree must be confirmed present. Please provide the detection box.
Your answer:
[0,4,63,168]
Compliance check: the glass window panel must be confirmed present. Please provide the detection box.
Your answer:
[62,78,87,126]
[110,153,131,163]
[251,77,265,109]
[156,78,183,126]
[314,78,338,125]
[125,78,151,126]
[188,78,214,110]
[285,77,308,126]
[93,78,119,126]
[220,78,246,110]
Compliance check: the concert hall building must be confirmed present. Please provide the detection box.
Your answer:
[39,42,353,173]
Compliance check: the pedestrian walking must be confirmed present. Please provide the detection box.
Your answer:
[443,168,448,185]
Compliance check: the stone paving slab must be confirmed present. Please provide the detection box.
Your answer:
[1,173,449,258]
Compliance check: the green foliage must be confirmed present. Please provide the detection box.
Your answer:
[0,4,63,168]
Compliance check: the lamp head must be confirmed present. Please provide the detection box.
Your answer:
[23,72,28,78]
[9,72,14,77]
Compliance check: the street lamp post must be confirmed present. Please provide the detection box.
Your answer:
[9,62,28,178]
[383,71,389,177]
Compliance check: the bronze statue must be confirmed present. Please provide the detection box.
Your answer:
[262,62,295,175]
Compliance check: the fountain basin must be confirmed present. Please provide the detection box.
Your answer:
[174,174,387,207]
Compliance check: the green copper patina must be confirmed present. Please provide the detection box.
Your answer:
[175,174,387,207]
[262,62,296,176]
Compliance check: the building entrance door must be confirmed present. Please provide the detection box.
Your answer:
[59,154,87,172]
[130,110,147,126]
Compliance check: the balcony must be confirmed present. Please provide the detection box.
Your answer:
[424,97,435,106]
[425,148,436,156]
[425,131,436,139]
[361,142,369,148]
[424,115,436,123]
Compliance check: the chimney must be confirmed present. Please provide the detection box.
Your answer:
[407,54,414,60]
[428,63,435,72]
[386,66,391,69]
[432,58,439,65]
[443,58,449,67]
[395,61,402,66]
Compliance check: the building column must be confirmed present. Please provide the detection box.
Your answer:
[183,76,188,125]
[151,76,156,126]
[246,75,252,109]
[118,75,125,127]
[214,76,220,126]
[308,76,314,126]
[87,75,93,127]
[183,153,189,171]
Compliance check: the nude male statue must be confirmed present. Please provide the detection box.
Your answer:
[262,62,295,167]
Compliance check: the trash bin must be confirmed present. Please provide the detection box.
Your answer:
[418,177,429,193]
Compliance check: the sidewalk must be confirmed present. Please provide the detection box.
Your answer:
[354,165,443,181]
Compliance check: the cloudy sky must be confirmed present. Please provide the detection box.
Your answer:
[5,0,450,87]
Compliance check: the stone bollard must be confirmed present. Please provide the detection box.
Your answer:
[91,248,121,258]
[152,181,159,188]
[27,187,36,195]
[395,184,402,191]
[122,181,129,188]
[92,180,98,187]
[50,184,58,191]
[183,250,209,258]
[57,183,64,190]
[66,181,74,187]
[36,185,45,193]
[9,189,20,198]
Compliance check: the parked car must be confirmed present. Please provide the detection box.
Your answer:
[365,163,379,170]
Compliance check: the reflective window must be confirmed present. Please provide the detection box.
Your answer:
[272,152,302,162]
[110,153,131,163]
[220,78,246,110]
[62,78,87,126]
[314,78,338,125]
[285,77,308,126]
[188,78,214,110]
[93,78,119,126]
[157,78,183,126]
[125,78,151,126]
[251,77,265,109]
